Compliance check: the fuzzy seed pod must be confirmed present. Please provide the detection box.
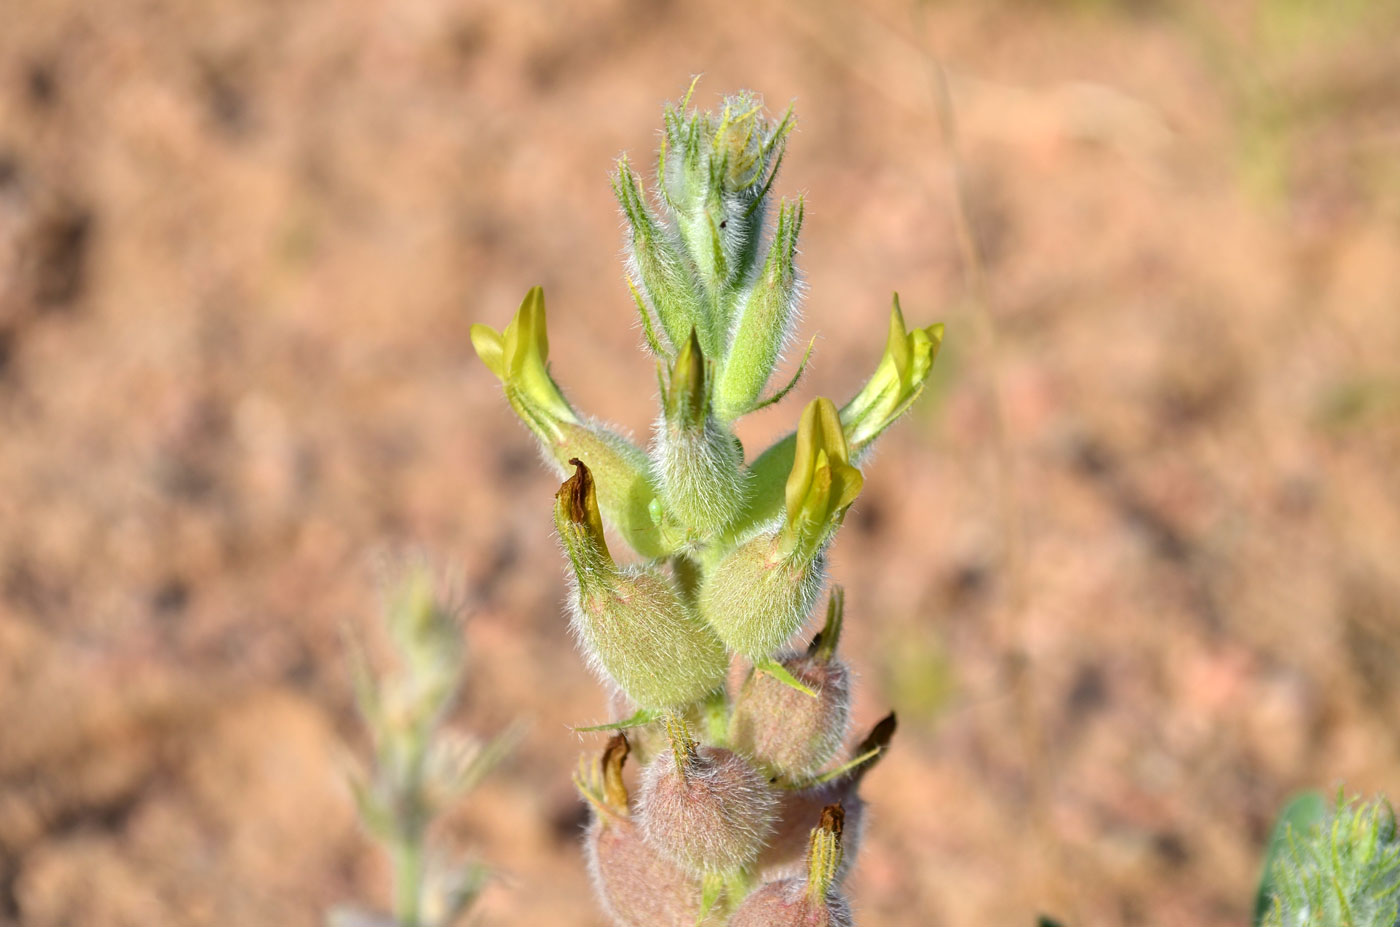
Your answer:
[730,588,852,778]
[730,805,854,927]
[582,736,711,927]
[639,718,777,876]
[556,462,728,710]
[757,713,894,883]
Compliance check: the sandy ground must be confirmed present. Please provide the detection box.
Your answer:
[1,0,1399,924]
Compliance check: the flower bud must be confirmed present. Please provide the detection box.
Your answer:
[700,399,860,659]
[582,736,711,927]
[729,805,854,927]
[729,588,852,779]
[757,713,895,883]
[781,398,863,558]
[555,461,728,710]
[614,157,705,355]
[660,88,792,313]
[724,301,940,538]
[639,717,777,876]
[714,197,804,422]
[473,286,672,557]
[841,294,944,457]
[653,329,747,536]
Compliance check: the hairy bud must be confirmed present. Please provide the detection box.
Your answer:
[653,330,747,536]
[639,717,777,876]
[730,588,852,778]
[730,805,854,927]
[582,736,713,927]
[715,197,805,422]
[698,528,825,660]
[700,399,859,658]
[555,462,728,710]
[661,87,792,318]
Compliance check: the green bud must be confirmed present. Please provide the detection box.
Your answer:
[724,300,939,540]
[473,286,672,558]
[555,461,728,711]
[841,294,944,457]
[661,86,793,345]
[582,736,713,927]
[653,330,747,537]
[714,197,804,423]
[639,717,778,877]
[614,157,705,355]
[729,589,852,779]
[699,398,860,658]
[697,529,825,661]
[729,805,853,927]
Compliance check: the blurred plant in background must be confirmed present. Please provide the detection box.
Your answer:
[330,565,520,927]
[472,82,942,925]
[1255,790,1400,927]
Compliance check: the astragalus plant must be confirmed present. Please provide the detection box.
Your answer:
[472,84,943,925]
[333,566,518,927]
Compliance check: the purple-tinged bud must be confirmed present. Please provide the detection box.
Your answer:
[729,805,854,927]
[582,736,712,927]
[639,717,777,876]
[730,588,852,779]
[757,713,895,883]
[555,461,729,711]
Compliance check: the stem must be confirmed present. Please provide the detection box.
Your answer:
[392,835,424,927]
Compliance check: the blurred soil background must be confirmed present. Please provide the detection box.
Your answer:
[2,0,1399,924]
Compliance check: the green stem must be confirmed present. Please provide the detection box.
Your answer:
[392,836,423,927]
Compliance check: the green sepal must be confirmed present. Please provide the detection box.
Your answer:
[571,708,664,734]
[754,656,817,699]
[715,196,804,422]
[614,157,704,354]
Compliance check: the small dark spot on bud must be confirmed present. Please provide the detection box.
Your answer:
[719,219,728,229]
